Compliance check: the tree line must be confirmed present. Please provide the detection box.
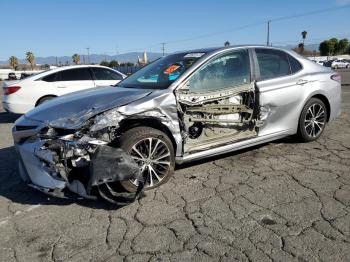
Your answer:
[291,31,349,57]
[8,52,137,70]
[319,38,349,56]
[9,52,35,71]
[100,60,135,68]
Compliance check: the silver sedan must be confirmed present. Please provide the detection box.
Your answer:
[13,46,341,203]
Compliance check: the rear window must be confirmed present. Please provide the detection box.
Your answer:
[256,49,291,80]
[91,68,123,80]
[288,54,302,73]
[57,68,92,81]
[42,73,57,82]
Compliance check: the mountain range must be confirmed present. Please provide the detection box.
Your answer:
[0,44,320,65]
[0,52,165,65]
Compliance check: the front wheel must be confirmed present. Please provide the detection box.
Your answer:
[298,98,327,142]
[119,127,175,192]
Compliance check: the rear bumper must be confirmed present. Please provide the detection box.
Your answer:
[2,100,33,114]
[329,82,342,121]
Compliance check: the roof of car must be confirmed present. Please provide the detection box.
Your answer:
[173,45,293,55]
[25,64,125,81]
[48,64,109,72]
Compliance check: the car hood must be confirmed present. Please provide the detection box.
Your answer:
[25,86,152,129]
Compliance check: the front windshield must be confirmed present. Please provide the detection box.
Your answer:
[117,52,206,89]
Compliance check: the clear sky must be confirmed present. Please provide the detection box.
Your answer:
[1,0,349,60]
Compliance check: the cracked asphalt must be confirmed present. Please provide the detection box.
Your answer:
[0,70,350,262]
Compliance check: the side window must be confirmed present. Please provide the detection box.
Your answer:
[91,68,123,80]
[288,54,302,74]
[57,68,92,81]
[41,73,57,82]
[255,49,291,80]
[189,49,250,92]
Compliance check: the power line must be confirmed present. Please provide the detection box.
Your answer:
[270,5,350,22]
[111,4,350,54]
[86,47,90,64]
[161,43,166,56]
[166,22,264,44]
[267,20,271,46]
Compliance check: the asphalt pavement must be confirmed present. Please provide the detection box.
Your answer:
[0,70,349,261]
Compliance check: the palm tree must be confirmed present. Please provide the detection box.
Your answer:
[301,31,307,44]
[72,54,81,65]
[26,52,35,71]
[298,43,305,54]
[9,56,19,70]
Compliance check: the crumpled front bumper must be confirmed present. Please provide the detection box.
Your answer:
[17,139,66,189]
[16,139,73,198]
[13,120,144,204]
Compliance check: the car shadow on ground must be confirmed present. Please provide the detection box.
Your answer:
[0,146,123,211]
[0,112,21,124]
[0,136,301,210]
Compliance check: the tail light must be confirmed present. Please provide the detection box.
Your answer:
[4,86,21,95]
[331,74,341,83]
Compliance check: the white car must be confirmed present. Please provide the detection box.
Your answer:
[331,59,350,69]
[2,65,126,114]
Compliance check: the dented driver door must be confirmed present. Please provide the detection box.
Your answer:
[175,49,259,154]
[254,48,309,136]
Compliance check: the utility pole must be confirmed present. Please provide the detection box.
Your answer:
[267,20,271,46]
[161,43,166,56]
[86,47,90,64]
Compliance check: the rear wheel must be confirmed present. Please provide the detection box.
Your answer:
[298,98,327,142]
[119,127,175,192]
[36,96,55,106]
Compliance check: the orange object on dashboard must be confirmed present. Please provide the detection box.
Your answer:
[164,64,180,74]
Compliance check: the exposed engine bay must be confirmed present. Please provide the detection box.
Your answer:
[176,83,259,153]
[29,126,144,205]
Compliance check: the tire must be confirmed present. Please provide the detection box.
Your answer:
[37,96,55,106]
[119,126,175,192]
[298,98,327,142]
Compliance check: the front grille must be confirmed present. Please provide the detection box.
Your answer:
[15,125,38,131]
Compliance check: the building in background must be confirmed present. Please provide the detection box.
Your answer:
[137,51,148,66]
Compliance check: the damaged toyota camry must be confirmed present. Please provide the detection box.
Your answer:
[13,46,341,204]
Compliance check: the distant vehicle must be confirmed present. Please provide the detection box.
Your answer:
[2,65,126,114]
[8,72,17,80]
[20,73,32,79]
[323,60,334,68]
[331,59,350,69]
[311,60,324,66]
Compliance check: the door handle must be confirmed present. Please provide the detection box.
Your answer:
[297,79,308,85]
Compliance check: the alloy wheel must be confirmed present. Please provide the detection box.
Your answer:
[128,137,171,188]
[304,103,326,138]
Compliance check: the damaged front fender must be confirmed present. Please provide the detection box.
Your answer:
[89,146,144,205]
[17,130,145,204]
